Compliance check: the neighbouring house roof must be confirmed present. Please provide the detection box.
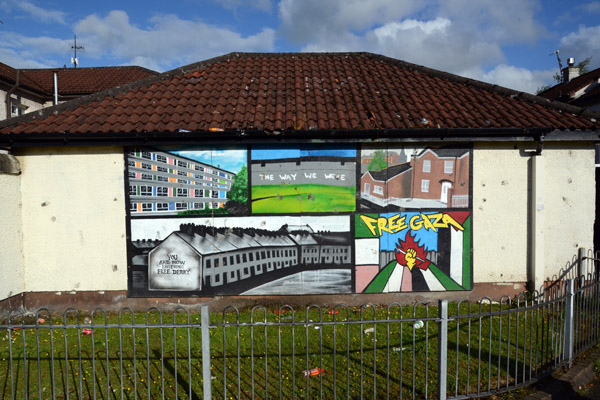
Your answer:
[367,163,412,181]
[0,61,157,98]
[538,67,600,108]
[0,52,598,142]
[419,147,469,158]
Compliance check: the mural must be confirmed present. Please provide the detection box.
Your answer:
[360,145,470,210]
[355,211,471,292]
[127,146,248,216]
[125,143,472,297]
[250,144,356,214]
[129,216,352,295]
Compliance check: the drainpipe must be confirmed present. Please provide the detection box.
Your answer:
[53,71,59,105]
[5,69,20,119]
[530,140,545,293]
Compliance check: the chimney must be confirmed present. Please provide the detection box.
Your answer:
[562,57,580,83]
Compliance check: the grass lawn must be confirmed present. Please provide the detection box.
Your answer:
[251,184,356,213]
[1,299,597,399]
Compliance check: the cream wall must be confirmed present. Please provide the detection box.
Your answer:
[1,142,595,299]
[17,147,128,292]
[473,142,595,284]
[0,172,24,299]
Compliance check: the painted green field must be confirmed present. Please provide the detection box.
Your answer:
[251,184,356,213]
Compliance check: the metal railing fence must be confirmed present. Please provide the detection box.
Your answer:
[1,250,599,399]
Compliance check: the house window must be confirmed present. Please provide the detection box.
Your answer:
[195,190,204,198]
[373,185,383,195]
[177,188,188,197]
[141,203,153,212]
[423,160,431,172]
[10,103,27,117]
[141,151,152,160]
[194,202,203,209]
[444,160,454,174]
[176,202,187,210]
[157,187,168,197]
[141,173,153,180]
[177,170,187,176]
[178,160,187,168]
[157,176,168,182]
[195,165,204,171]
[129,185,136,195]
[141,162,152,170]
[211,190,218,198]
[178,179,187,184]
[364,183,371,193]
[156,154,167,163]
[130,203,137,211]
[421,179,429,193]
[156,203,168,211]
[128,171,135,178]
[127,160,135,167]
[157,166,168,172]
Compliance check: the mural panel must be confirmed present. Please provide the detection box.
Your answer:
[129,216,352,295]
[250,144,356,214]
[125,143,472,297]
[355,211,471,292]
[360,145,470,210]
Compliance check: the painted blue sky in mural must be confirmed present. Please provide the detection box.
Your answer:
[165,147,247,173]
[251,145,356,160]
[379,212,439,252]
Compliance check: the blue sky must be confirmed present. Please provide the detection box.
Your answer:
[166,147,247,173]
[1,0,599,94]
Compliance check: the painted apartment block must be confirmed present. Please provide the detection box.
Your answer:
[127,148,235,215]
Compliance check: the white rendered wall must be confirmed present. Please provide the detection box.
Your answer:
[473,142,595,284]
[17,147,128,292]
[0,172,24,299]
[5,142,596,297]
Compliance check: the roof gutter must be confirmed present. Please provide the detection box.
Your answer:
[5,70,20,119]
[0,127,596,148]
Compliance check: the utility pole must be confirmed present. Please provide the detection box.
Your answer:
[71,35,84,68]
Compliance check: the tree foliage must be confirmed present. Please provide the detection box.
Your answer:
[368,150,387,171]
[228,164,248,203]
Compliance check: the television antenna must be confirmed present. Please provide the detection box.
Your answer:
[70,35,84,68]
[549,50,563,82]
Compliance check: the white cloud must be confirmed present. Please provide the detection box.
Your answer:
[7,0,67,25]
[278,0,422,44]
[0,31,71,68]
[559,25,600,69]
[74,11,276,71]
[435,0,546,44]
[469,64,556,94]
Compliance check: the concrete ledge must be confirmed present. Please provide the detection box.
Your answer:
[0,281,527,316]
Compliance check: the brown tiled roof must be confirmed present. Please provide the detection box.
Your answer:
[0,61,156,97]
[1,52,599,135]
[539,68,600,106]
[20,66,157,95]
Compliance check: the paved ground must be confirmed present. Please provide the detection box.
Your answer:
[524,347,600,400]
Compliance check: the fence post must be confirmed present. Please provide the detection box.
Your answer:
[201,305,212,400]
[438,299,448,400]
[578,247,585,279]
[564,279,575,367]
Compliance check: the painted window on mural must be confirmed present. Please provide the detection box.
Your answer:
[125,143,471,297]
